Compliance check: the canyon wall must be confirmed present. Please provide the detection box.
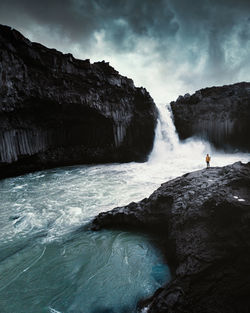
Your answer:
[170,82,250,151]
[0,25,158,178]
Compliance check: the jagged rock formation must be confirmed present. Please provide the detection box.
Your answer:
[0,24,158,178]
[170,83,250,152]
[92,162,250,313]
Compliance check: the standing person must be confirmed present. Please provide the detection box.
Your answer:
[206,154,211,168]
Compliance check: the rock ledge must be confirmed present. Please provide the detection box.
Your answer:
[0,24,158,178]
[93,162,250,313]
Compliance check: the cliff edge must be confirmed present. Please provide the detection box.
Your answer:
[170,83,250,152]
[0,25,158,178]
[92,162,250,313]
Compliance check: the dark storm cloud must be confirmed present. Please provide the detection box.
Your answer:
[1,0,249,51]
[0,0,250,100]
[0,0,180,50]
[0,0,98,41]
[169,0,250,74]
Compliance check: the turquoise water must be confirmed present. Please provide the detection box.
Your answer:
[0,165,171,313]
[0,105,249,313]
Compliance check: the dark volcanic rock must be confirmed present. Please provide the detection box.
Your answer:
[92,162,250,313]
[0,24,158,178]
[170,83,250,152]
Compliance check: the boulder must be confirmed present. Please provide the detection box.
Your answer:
[170,83,250,152]
[92,162,250,313]
[0,25,158,178]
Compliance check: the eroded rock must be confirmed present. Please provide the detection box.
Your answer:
[92,162,250,313]
[0,25,158,178]
[170,83,250,152]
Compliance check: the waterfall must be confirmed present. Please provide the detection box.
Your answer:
[149,103,249,171]
[149,103,180,161]
[148,103,214,171]
[0,103,249,313]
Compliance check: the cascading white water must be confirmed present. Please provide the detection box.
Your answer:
[149,103,211,162]
[149,103,249,174]
[0,103,249,313]
[153,103,180,151]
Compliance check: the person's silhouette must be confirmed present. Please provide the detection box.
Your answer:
[206,154,211,168]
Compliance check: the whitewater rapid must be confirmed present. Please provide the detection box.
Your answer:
[0,104,249,313]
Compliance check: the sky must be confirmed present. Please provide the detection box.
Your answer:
[0,0,250,103]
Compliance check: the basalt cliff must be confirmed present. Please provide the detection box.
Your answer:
[92,162,250,313]
[170,83,250,152]
[0,25,158,178]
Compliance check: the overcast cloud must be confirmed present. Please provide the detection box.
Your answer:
[0,0,250,102]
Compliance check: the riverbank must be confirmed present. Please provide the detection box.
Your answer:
[92,161,250,313]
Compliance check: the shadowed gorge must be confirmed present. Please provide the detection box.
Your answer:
[1,13,250,313]
[0,24,158,178]
[0,96,249,312]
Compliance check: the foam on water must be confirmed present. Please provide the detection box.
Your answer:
[0,104,249,313]
[149,103,249,174]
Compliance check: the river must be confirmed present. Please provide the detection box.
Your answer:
[0,104,249,313]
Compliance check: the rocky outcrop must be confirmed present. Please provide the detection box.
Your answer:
[92,162,250,313]
[170,83,250,152]
[0,24,158,178]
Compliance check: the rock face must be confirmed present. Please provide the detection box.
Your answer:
[92,162,250,313]
[0,24,158,178]
[170,83,250,152]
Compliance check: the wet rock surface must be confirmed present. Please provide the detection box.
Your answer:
[92,162,250,313]
[170,83,250,152]
[0,25,158,178]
